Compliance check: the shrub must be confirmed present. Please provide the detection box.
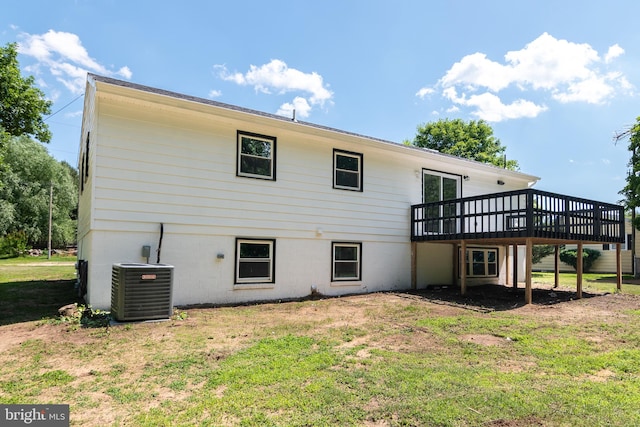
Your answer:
[532,245,556,264]
[559,248,601,272]
[0,231,28,258]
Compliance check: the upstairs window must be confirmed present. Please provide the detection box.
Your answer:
[333,149,363,191]
[237,131,276,180]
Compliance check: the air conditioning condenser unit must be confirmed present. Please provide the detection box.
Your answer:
[111,263,173,321]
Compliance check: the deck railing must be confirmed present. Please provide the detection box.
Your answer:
[411,188,625,243]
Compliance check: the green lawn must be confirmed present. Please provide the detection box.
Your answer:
[0,255,78,325]
[1,260,640,426]
[532,271,640,295]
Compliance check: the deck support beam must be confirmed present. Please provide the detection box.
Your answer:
[512,244,518,289]
[616,242,622,292]
[554,245,560,288]
[411,241,417,290]
[525,238,532,304]
[460,240,467,295]
[576,242,583,299]
[505,245,511,286]
[452,243,459,286]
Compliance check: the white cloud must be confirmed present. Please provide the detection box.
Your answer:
[216,59,333,117]
[208,89,222,98]
[276,96,312,119]
[605,44,624,63]
[17,30,132,94]
[420,32,632,122]
[416,87,435,99]
[444,88,547,122]
[440,52,514,92]
[552,75,614,104]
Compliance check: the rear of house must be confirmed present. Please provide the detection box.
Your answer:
[77,74,539,310]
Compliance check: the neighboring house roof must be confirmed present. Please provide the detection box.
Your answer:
[87,73,540,184]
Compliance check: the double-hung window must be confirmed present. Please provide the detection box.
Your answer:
[237,131,276,180]
[235,239,275,284]
[333,150,363,191]
[332,242,362,281]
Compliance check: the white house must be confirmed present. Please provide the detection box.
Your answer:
[77,74,623,310]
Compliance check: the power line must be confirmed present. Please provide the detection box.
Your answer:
[44,93,84,122]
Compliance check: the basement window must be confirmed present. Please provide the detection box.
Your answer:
[332,242,362,281]
[235,238,275,284]
[462,248,498,278]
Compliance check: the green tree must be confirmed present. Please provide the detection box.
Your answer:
[0,135,77,251]
[617,116,640,229]
[532,245,556,264]
[0,42,52,143]
[410,118,519,170]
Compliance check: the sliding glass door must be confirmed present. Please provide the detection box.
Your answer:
[423,170,461,234]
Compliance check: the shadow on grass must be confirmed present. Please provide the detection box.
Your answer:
[0,279,81,326]
[404,284,600,312]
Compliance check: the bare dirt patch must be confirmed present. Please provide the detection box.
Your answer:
[2,284,640,425]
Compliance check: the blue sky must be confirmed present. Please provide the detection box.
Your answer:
[2,0,639,204]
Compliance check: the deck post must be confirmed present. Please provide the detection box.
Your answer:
[576,242,583,299]
[452,242,459,286]
[616,242,622,292]
[505,245,511,286]
[460,240,467,295]
[411,241,417,290]
[525,238,532,304]
[554,245,560,288]
[512,244,518,289]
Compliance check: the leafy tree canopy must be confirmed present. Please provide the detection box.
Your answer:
[0,42,52,143]
[0,135,77,249]
[618,116,640,228]
[410,118,519,170]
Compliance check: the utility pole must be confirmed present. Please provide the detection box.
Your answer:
[48,181,53,260]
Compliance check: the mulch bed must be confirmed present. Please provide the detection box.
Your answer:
[405,283,600,312]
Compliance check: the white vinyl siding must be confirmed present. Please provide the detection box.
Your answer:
[79,76,538,309]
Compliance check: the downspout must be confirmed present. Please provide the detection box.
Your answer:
[156,223,164,264]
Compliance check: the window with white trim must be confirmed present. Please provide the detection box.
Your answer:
[333,150,363,191]
[235,239,275,284]
[237,131,276,180]
[332,242,362,281]
[461,248,498,278]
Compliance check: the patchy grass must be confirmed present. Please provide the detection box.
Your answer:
[1,262,640,425]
